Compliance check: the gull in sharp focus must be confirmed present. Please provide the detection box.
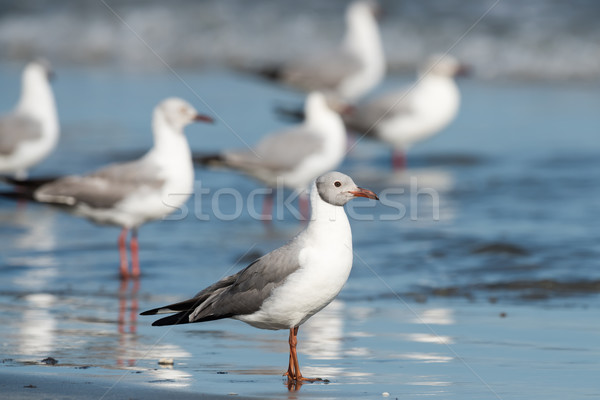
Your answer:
[344,54,468,169]
[141,171,379,384]
[0,60,59,179]
[254,1,385,106]
[2,98,213,279]
[197,92,346,220]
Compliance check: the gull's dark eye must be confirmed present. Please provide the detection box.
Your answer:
[334,181,341,187]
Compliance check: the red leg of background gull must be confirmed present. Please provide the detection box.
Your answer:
[130,228,140,279]
[261,193,274,222]
[392,149,407,170]
[130,278,140,334]
[299,193,309,221]
[118,228,129,279]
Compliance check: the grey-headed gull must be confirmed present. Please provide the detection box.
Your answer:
[0,60,59,179]
[141,171,379,383]
[198,92,346,220]
[254,1,385,105]
[344,54,468,169]
[3,98,213,279]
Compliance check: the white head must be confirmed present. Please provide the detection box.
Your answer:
[23,59,53,84]
[154,97,213,132]
[346,1,379,27]
[420,54,469,78]
[316,171,378,207]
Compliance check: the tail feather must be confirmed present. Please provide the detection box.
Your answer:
[235,63,284,82]
[0,190,36,201]
[0,176,59,190]
[141,296,209,326]
[274,105,305,122]
[193,153,226,167]
[151,311,193,326]
[256,65,283,81]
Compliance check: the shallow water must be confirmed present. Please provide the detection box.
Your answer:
[1,65,599,399]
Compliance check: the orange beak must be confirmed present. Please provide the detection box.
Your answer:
[349,187,379,200]
[194,114,214,123]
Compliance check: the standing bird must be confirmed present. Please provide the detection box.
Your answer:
[0,60,59,179]
[343,54,468,169]
[196,92,346,220]
[141,171,379,383]
[254,1,385,105]
[2,98,213,279]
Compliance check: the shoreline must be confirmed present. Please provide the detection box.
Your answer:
[0,368,255,400]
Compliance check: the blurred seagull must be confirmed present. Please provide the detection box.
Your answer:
[344,54,468,169]
[196,92,346,220]
[141,171,379,384]
[253,1,385,105]
[0,60,59,179]
[2,98,213,279]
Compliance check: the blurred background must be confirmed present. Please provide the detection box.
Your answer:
[0,1,599,399]
[1,0,599,80]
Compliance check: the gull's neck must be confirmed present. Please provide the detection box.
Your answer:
[16,69,58,136]
[149,111,192,165]
[304,98,344,139]
[305,182,352,249]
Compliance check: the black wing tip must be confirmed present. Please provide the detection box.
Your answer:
[274,105,305,123]
[193,153,225,166]
[139,309,158,316]
[0,190,34,201]
[257,65,283,81]
[0,175,58,189]
[150,312,192,327]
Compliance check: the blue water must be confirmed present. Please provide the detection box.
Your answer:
[0,64,599,399]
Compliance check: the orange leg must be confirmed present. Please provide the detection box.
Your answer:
[118,228,129,279]
[130,228,140,278]
[284,327,298,380]
[285,326,325,383]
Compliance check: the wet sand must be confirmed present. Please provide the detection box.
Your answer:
[0,369,251,400]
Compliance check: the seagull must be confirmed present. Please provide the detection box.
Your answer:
[1,98,213,279]
[0,59,59,179]
[343,54,468,169]
[141,171,379,383]
[196,92,346,220]
[253,1,385,105]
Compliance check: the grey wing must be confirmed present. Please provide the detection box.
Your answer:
[144,242,302,326]
[0,114,42,155]
[344,88,414,134]
[34,158,164,209]
[224,127,324,173]
[283,51,363,92]
[189,242,303,322]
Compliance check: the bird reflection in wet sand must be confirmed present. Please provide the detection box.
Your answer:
[117,278,140,367]
[141,172,379,388]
